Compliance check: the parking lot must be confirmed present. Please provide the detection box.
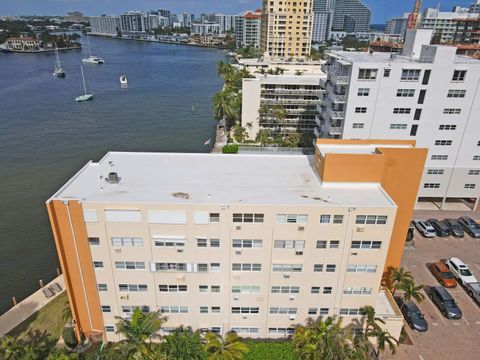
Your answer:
[394,219,480,360]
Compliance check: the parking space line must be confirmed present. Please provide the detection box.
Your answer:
[462,316,470,325]
[418,355,424,360]
[422,290,448,326]
[474,264,480,271]
[422,264,439,283]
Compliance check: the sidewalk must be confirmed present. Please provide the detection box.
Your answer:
[0,275,65,337]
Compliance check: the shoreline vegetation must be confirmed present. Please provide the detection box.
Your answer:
[2,46,82,53]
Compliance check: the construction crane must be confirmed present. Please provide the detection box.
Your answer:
[407,0,422,30]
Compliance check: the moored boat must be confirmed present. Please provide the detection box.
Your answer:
[76,66,94,102]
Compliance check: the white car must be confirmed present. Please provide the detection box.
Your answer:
[414,220,436,237]
[465,282,480,304]
[445,257,478,285]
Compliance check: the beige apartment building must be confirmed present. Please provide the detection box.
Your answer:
[47,139,426,342]
[260,0,314,59]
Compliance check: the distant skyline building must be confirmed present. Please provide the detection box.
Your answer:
[331,0,371,32]
[65,11,86,23]
[260,0,313,59]
[235,10,262,48]
[191,22,220,35]
[385,13,409,36]
[120,11,148,33]
[214,14,238,33]
[312,11,332,42]
[89,15,120,35]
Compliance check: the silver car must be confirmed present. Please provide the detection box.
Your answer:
[414,220,436,237]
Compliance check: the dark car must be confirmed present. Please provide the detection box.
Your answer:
[428,219,452,237]
[444,219,465,238]
[395,297,428,332]
[429,286,462,319]
[458,217,480,238]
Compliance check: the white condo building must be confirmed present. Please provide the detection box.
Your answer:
[318,29,480,208]
[312,12,332,43]
[89,16,121,36]
[235,10,262,48]
[191,22,221,36]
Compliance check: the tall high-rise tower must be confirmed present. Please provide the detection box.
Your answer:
[260,0,313,59]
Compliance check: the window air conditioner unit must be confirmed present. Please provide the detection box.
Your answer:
[235,250,242,255]
[236,226,242,230]
[242,316,248,319]
[120,296,127,300]
[289,315,296,320]
[351,252,358,256]
[298,226,305,231]
[115,249,121,253]
[177,249,184,253]
[295,251,303,256]
[289,295,295,300]
[356,227,365,232]
[283,274,290,279]
[234,296,239,301]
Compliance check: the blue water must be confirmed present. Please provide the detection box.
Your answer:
[0,36,225,314]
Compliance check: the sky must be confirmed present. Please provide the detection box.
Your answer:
[0,0,475,23]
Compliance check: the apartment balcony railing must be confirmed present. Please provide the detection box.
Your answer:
[327,92,347,104]
[262,89,322,96]
[323,122,343,136]
[326,108,345,121]
[261,99,320,105]
[314,115,323,127]
[314,127,321,138]
[328,73,349,85]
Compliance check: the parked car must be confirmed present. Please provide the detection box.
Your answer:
[414,220,436,238]
[444,219,465,238]
[458,216,480,238]
[428,261,457,288]
[394,296,428,332]
[464,282,480,304]
[445,257,478,285]
[428,219,452,237]
[429,286,462,319]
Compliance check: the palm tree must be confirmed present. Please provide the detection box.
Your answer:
[400,279,425,303]
[256,130,270,147]
[204,331,249,360]
[233,125,248,143]
[212,90,235,122]
[162,327,206,360]
[62,305,73,325]
[361,306,385,333]
[114,308,167,359]
[367,328,398,358]
[389,267,413,296]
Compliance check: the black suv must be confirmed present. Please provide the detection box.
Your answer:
[428,219,451,237]
[429,286,462,319]
[458,217,480,238]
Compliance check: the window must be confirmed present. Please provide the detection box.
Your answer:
[211,306,221,313]
[119,284,148,292]
[232,285,260,294]
[232,263,261,271]
[422,70,431,85]
[351,241,382,249]
[209,213,220,223]
[447,90,466,98]
[390,124,407,130]
[326,265,336,272]
[160,306,188,314]
[211,263,220,272]
[88,237,100,246]
[271,286,300,294]
[93,261,103,269]
[396,89,415,97]
[199,285,209,293]
[340,308,366,316]
[274,240,305,249]
[154,263,187,272]
[105,326,115,332]
[98,284,108,291]
[424,183,440,189]
[232,239,262,248]
[383,68,391,77]
[443,108,461,114]
[268,327,295,335]
[269,307,297,314]
[401,69,421,81]
[323,287,333,294]
[198,264,208,272]
[200,306,209,314]
[210,239,220,247]
[357,88,370,96]
[115,261,145,270]
[122,306,150,314]
[313,264,324,272]
[414,108,422,120]
[355,215,387,225]
[230,327,258,334]
[418,89,426,104]
[474,156,480,161]
[347,264,378,273]
[427,169,445,175]
[465,184,476,189]
[320,308,329,315]
[452,70,466,82]
[410,124,418,136]
[111,237,143,246]
[358,68,377,80]
[196,238,207,247]
[232,307,259,314]
[153,236,185,247]
[316,240,327,249]
[308,308,317,315]
[311,286,321,294]
[355,107,367,113]
[431,155,448,161]
[330,241,340,249]
[159,285,188,292]
[435,140,452,146]
[211,285,220,293]
[272,264,303,272]
[333,215,344,224]
[468,170,480,176]
[233,213,264,223]
[276,214,308,224]
[344,287,373,295]
[439,125,456,131]
[393,108,411,114]
[101,305,111,313]
[352,123,364,129]
[320,214,331,223]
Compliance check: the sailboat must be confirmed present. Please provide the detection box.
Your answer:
[76,66,94,102]
[82,33,105,64]
[53,45,65,78]
[120,74,128,87]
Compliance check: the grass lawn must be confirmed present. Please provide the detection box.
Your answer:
[244,341,300,360]
[8,292,69,345]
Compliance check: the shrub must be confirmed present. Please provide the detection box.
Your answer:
[244,341,299,360]
[62,326,78,349]
[222,145,239,154]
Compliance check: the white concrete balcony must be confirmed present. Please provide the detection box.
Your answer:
[326,108,345,121]
[314,115,323,127]
[328,73,349,85]
[327,92,347,104]
[322,122,343,136]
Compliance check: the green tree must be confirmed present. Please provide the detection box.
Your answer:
[162,327,206,360]
[212,90,236,122]
[389,267,414,296]
[204,331,249,360]
[400,279,425,303]
[256,130,270,147]
[367,328,398,357]
[233,125,248,143]
[0,336,39,360]
[114,308,167,359]
[361,305,385,333]
[284,133,301,147]
[46,349,79,360]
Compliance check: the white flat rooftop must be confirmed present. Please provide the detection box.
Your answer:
[317,144,412,156]
[51,152,395,208]
[329,50,479,64]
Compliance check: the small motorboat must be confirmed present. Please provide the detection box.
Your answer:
[120,75,128,87]
[204,139,212,146]
[82,56,105,64]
